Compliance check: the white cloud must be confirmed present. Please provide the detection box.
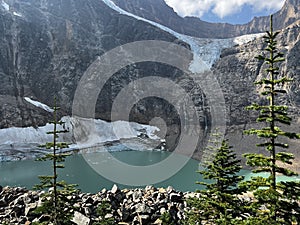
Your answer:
[165,0,285,18]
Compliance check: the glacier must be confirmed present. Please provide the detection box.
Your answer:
[102,0,264,73]
[0,116,159,145]
[0,116,161,161]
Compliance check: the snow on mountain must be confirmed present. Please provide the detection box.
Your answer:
[102,0,263,73]
[13,11,22,17]
[233,33,264,45]
[24,97,54,113]
[1,0,23,17]
[1,0,9,11]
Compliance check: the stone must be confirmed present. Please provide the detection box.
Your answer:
[169,193,182,202]
[84,206,92,216]
[25,202,37,216]
[166,186,174,193]
[111,184,119,194]
[135,203,152,214]
[154,218,163,224]
[0,198,7,207]
[72,211,90,225]
[158,188,166,194]
[132,190,142,203]
[139,214,150,224]
[160,207,166,215]
[104,213,113,219]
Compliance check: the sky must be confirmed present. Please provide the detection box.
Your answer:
[165,0,286,24]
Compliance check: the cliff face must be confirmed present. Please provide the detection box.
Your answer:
[112,0,300,38]
[213,20,300,161]
[0,0,184,128]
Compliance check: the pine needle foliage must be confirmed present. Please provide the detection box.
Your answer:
[242,15,300,224]
[33,98,78,225]
[186,133,245,224]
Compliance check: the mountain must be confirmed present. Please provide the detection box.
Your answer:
[112,0,300,38]
[0,0,299,164]
[0,0,185,128]
[213,20,300,162]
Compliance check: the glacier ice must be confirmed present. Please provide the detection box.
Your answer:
[102,0,264,73]
[0,116,161,160]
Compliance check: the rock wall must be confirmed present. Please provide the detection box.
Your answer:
[0,0,187,128]
[212,21,300,166]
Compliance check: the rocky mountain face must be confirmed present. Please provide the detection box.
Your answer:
[213,20,300,163]
[112,0,300,38]
[0,0,188,129]
[0,0,299,163]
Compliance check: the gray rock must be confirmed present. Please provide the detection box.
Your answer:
[111,184,119,194]
[72,211,90,225]
[132,190,142,203]
[24,202,37,216]
[135,203,152,214]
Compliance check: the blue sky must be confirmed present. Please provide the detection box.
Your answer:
[165,0,285,24]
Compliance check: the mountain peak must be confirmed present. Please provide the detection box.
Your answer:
[285,0,300,5]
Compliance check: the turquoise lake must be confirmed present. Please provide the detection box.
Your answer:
[0,149,298,193]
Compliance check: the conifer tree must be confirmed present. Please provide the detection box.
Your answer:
[242,15,300,224]
[33,98,78,225]
[186,133,245,224]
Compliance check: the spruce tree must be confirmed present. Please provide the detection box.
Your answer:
[242,15,300,224]
[33,98,78,225]
[186,133,245,224]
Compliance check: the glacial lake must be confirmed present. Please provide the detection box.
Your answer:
[0,149,298,193]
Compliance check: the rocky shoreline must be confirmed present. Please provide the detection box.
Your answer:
[0,185,198,225]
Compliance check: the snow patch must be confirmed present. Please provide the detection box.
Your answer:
[13,11,22,17]
[1,0,9,11]
[24,97,54,113]
[233,33,264,46]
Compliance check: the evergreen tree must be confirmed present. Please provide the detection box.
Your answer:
[33,98,78,225]
[186,133,245,224]
[242,15,300,224]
